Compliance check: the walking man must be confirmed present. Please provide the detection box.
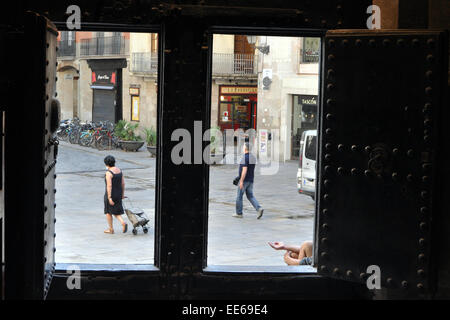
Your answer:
[233,142,264,219]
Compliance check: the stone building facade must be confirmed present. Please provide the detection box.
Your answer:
[57,32,319,160]
[56,31,158,136]
[255,36,320,161]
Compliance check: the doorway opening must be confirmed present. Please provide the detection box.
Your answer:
[55,30,159,266]
[206,33,321,271]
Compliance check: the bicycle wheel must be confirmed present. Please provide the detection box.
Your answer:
[100,134,112,150]
[69,130,78,144]
[112,135,120,149]
[95,135,105,150]
[62,130,69,141]
[86,133,95,147]
[79,133,91,146]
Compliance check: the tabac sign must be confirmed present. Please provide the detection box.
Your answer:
[298,95,317,106]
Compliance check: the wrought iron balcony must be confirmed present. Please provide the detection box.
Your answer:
[57,40,76,57]
[80,36,127,56]
[301,49,320,63]
[130,52,158,73]
[212,53,257,76]
[129,52,257,76]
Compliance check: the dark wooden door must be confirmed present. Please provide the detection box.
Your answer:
[316,29,448,297]
[4,12,59,299]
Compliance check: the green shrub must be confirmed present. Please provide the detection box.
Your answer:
[209,126,221,153]
[115,120,142,141]
[144,127,157,146]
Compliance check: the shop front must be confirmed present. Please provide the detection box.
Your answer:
[291,94,318,159]
[218,85,257,132]
[87,59,126,123]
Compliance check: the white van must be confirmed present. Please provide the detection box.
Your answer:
[297,129,317,200]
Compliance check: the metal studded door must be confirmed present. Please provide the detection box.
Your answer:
[43,18,59,299]
[316,30,448,295]
[4,12,59,299]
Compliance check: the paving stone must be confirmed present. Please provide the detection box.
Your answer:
[55,141,314,267]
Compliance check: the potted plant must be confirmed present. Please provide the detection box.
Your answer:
[114,120,144,152]
[209,126,225,165]
[144,127,157,157]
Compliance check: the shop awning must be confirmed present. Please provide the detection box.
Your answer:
[90,84,115,90]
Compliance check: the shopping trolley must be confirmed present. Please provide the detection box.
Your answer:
[123,196,150,235]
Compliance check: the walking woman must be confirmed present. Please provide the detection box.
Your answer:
[103,155,128,234]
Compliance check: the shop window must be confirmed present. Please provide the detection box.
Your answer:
[301,37,320,64]
[291,95,318,159]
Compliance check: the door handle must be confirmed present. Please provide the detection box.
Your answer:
[368,143,390,175]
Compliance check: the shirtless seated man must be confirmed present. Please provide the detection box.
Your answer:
[268,241,313,266]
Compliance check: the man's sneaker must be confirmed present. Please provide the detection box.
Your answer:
[257,208,264,219]
[232,214,243,218]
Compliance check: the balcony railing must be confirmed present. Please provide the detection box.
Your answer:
[130,52,158,73]
[301,49,320,63]
[57,40,76,57]
[80,36,127,56]
[212,53,257,76]
[129,52,257,76]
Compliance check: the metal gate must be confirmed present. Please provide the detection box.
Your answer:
[93,88,116,123]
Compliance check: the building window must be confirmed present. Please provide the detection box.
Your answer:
[301,37,320,63]
[291,95,318,159]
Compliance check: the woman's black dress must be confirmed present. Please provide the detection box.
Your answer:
[104,169,124,215]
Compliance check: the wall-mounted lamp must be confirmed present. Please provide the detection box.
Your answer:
[246,35,270,55]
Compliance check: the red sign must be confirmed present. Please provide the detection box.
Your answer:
[92,71,116,84]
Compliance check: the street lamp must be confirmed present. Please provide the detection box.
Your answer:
[246,35,270,55]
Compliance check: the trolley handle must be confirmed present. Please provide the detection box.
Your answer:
[122,196,135,209]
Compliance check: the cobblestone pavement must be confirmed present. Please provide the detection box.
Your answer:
[55,141,315,266]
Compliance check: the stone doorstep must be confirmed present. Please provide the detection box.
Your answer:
[59,141,153,168]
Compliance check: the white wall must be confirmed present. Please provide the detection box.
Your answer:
[130,33,152,53]
[212,34,234,54]
[256,36,319,161]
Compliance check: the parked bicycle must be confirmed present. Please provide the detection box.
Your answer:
[58,118,122,151]
[57,118,79,142]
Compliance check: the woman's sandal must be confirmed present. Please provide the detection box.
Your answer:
[104,229,114,234]
[122,223,128,233]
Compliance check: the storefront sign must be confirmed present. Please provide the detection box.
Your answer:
[129,87,140,96]
[298,95,317,105]
[92,71,116,84]
[220,86,257,95]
